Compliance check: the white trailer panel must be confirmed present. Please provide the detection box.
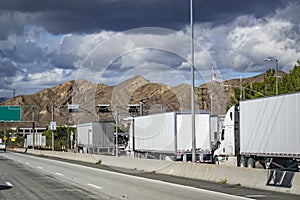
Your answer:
[134,112,175,152]
[34,134,46,147]
[76,122,114,147]
[133,112,212,153]
[77,123,92,146]
[210,115,222,144]
[240,92,300,156]
[176,113,211,152]
[25,133,46,147]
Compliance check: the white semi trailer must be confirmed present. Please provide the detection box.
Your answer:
[129,111,222,162]
[76,122,115,154]
[214,92,300,171]
[24,133,46,148]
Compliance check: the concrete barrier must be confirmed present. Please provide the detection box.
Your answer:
[11,148,300,195]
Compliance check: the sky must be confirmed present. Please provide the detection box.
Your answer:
[0,0,300,97]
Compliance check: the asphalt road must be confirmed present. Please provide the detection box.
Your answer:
[0,151,299,200]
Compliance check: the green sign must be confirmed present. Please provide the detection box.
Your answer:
[0,106,21,122]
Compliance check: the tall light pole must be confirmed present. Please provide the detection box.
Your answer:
[190,0,196,163]
[275,59,278,95]
[32,106,35,148]
[51,105,54,151]
[115,107,119,157]
[264,58,279,95]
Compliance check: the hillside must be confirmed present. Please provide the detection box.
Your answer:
[0,71,286,128]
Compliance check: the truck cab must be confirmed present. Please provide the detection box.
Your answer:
[214,105,240,163]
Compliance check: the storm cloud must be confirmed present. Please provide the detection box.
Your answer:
[0,0,299,97]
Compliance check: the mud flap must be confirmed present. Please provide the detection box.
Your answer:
[266,170,294,188]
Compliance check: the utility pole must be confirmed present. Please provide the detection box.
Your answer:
[240,76,243,101]
[139,100,143,116]
[51,105,54,151]
[190,0,196,163]
[132,114,135,157]
[275,59,278,95]
[115,107,119,157]
[32,106,35,148]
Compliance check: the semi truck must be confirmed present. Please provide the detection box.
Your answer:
[76,122,115,154]
[214,92,300,171]
[129,111,222,162]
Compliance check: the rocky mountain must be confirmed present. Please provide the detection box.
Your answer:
[1,72,282,128]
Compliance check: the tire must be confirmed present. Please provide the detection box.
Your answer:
[214,157,219,165]
[247,157,255,168]
[239,156,248,168]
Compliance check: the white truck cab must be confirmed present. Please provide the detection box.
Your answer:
[214,105,239,164]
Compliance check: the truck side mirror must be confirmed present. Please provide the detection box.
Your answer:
[221,129,225,141]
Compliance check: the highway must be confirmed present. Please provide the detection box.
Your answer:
[0,151,299,200]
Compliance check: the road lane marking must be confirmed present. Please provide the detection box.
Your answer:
[6,182,13,187]
[55,173,64,176]
[87,183,102,189]
[245,194,267,198]
[25,162,30,165]
[10,152,254,200]
[38,166,43,169]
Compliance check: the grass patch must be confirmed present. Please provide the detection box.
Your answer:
[218,179,227,184]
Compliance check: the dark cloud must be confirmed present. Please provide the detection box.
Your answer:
[194,0,284,21]
[8,41,44,63]
[0,59,19,77]
[0,0,298,97]
[48,52,77,69]
[0,0,291,37]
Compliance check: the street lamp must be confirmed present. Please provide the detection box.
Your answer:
[114,106,119,157]
[190,0,196,163]
[264,58,279,95]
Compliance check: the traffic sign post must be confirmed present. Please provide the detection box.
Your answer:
[0,106,21,122]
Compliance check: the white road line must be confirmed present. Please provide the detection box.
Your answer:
[6,182,13,187]
[25,162,30,165]
[87,183,102,189]
[11,153,254,200]
[37,166,43,169]
[55,173,64,176]
[245,194,267,198]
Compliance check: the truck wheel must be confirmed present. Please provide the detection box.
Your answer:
[239,156,248,168]
[247,158,255,168]
[214,157,219,165]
